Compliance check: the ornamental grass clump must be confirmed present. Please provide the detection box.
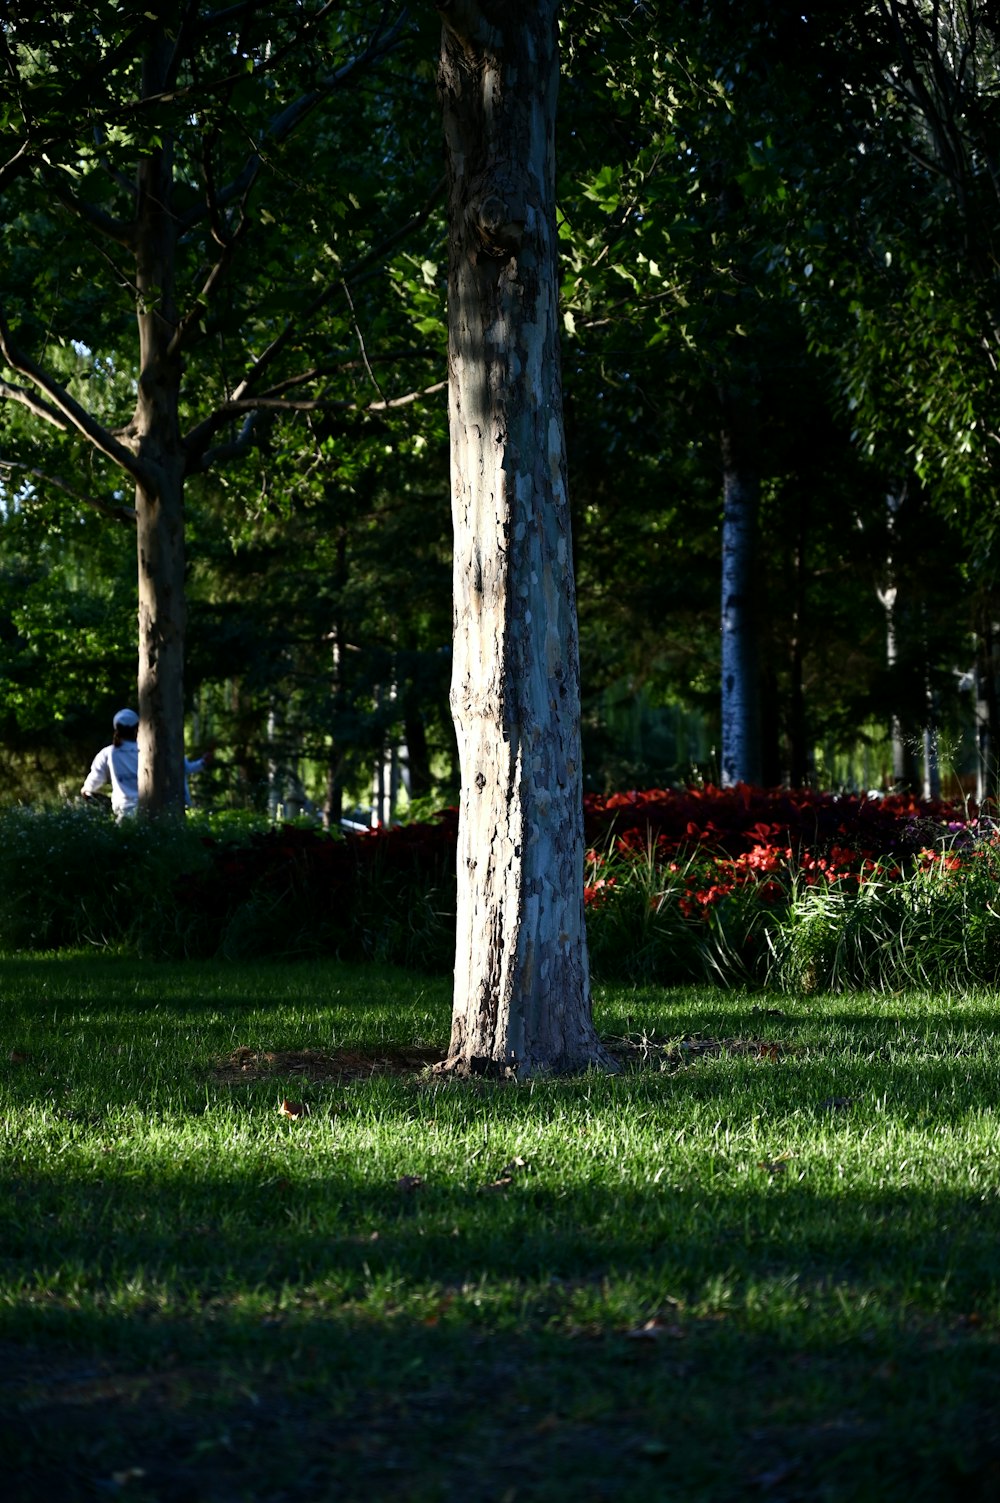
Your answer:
[759,834,1000,992]
[583,837,791,988]
[582,840,703,985]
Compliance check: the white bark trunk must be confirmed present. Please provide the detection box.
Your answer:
[720,420,761,788]
[437,0,613,1077]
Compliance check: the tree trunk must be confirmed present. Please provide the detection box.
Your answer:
[788,506,810,788]
[879,487,920,792]
[323,529,349,830]
[436,0,614,1078]
[719,398,762,787]
[132,26,186,814]
[403,699,432,800]
[974,617,999,804]
[920,607,940,800]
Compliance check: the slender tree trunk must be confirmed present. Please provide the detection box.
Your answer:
[323,529,349,830]
[788,507,810,788]
[920,606,940,800]
[403,700,432,800]
[436,0,614,1077]
[323,765,344,830]
[879,486,920,791]
[132,26,186,814]
[974,617,999,804]
[719,398,761,788]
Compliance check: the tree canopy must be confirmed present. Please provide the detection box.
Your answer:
[0,0,996,810]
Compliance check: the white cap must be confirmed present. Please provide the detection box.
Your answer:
[113,708,139,728]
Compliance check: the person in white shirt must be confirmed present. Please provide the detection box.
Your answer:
[81,707,140,818]
[183,752,213,806]
[82,709,214,818]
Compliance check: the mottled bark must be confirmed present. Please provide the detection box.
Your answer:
[719,403,761,788]
[974,617,999,803]
[788,509,810,788]
[879,487,920,792]
[436,0,613,1077]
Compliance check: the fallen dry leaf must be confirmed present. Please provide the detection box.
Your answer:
[625,1318,684,1340]
[483,1155,531,1191]
[758,1152,793,1176]
[8,1050,29,1064]
[279,1098,309,1118]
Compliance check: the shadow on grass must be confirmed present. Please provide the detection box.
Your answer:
[3,1295,1000,1503]
[5,1141,1000,1319]
[5,962,1000,1497]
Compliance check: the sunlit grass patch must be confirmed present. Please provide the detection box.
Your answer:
[2,955,1000,1500]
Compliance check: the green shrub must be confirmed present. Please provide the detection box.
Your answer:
[6,795,1000,991]
[0,805,457,968]
[0,804,213,954]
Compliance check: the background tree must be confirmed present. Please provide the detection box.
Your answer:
[558,2,882,787]
[1,1,994,816]
[0,492,136,799]
[0,2,441,811]
[185,413,454,819]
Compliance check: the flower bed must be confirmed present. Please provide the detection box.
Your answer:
[3,788,994,988]
[583,782,963,861]
[172,784,994,985]
[581,784,1000,990]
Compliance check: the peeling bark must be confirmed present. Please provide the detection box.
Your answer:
[719,399,762,789]
[436,0,614,1077]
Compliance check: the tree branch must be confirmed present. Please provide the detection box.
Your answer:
[167,205,250,359]
[184,378,445,477]
[0,378,74,433]
[226,173,445,407]
[0,460,137,525]
[0,308,152,488]
[880,0,969,213]
[342,279,387,405]
[178,5,410,234]
[193,411,260,473]
[368,379,446,410]
[45,175,135,247]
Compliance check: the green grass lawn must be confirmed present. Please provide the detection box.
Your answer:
[2,954,1000,1501]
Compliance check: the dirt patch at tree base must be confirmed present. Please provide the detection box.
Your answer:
[212,1044,445,1085]
[211,1035,802,1086]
